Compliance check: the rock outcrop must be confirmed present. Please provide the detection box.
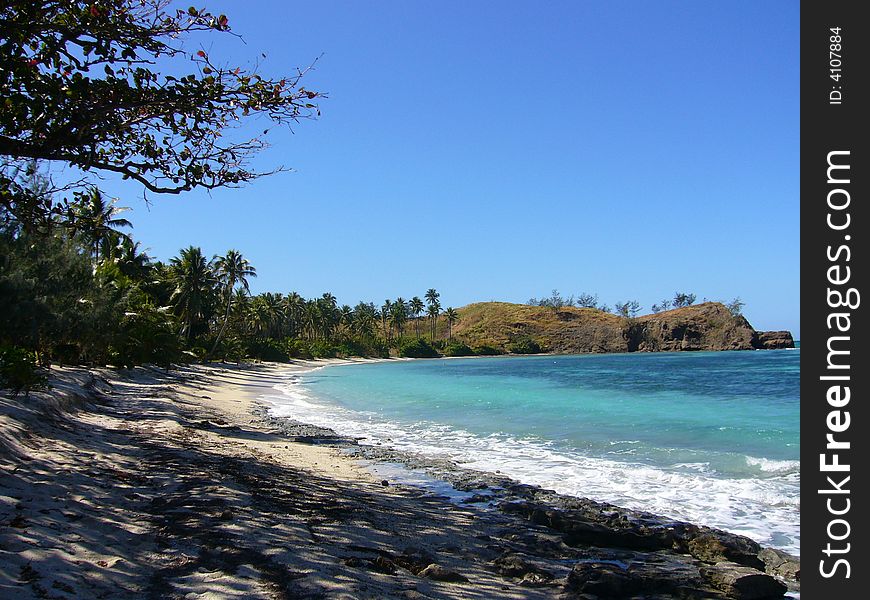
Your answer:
[752,331,795,350]
[501,497,797,599]
[450,301,795,355]
[630,303,757,352]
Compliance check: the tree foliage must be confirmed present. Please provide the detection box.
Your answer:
[672,292,697,308]
[528,289,573,308]
[508,336,542,354]
[650,299,671,313]
[0,346,47,396]
[614,300,641,318]
[725,297,745,317]
[0,0,324,229]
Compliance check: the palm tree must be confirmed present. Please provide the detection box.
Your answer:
[247,293,285,339]
[391,297,408,343]
[210,250,256,356]
[445,307,459,340]
[97,231,151,281]
[425,288,441,341]
[284,292,306,338]
[381,299,392,343]
[260,292,285,338]
[114,237,152,281]
[230,288,251,331]
[318,293,339,340]
[70,188,133,260]
[353,302,377,338]
[410,296,424,338]
[339,304,354,338]
[169,246,218,343]
[303,299,319,340]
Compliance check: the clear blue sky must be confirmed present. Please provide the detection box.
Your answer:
[101,0,800,337]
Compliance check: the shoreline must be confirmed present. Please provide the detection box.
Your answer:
[2,360,799,598]
[258,355,799,556]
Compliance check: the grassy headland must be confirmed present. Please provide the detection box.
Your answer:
[442,301,795,355]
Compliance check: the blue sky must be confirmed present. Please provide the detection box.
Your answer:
[100,0,800,337]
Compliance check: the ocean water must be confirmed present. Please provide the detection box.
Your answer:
[263,350,800,555]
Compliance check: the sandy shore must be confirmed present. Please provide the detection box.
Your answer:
[1,360,798,599]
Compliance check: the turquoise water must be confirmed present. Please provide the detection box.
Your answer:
[264,350,800,555]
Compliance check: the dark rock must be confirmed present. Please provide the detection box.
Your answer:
[51,580,76,594]
[500,501,671,551]
[395,547,437,575]
[752,331,795,350]
[561,518,664,551]
[371,555,398,574]
[520,572,553,586]
[686,530,764,570]
[381,480,389,487]
[343,554,396,574]
[417,564,468,583]
[461,493,493,504]
[9,514,27,528]
[758,547,800,585]
[565,550,737,599]
[489,553,554,581]
[701,561,788,599]
[565,560,636,596]
[19,563,41,583]
[502,532,567,556]
[218,509,233,521]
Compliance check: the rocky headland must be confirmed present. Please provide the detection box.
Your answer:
[451,301,795,355]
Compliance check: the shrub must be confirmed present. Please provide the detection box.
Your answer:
[442,341,475,357]
[508,337,542,354]
[367,338,391,358]
[52,343,83,366]
[473,345,503,356]
[399,338,440,358]
[109,303,180,368]
[338,339,389,358]
[219,336,247,363]
[285,338,313,359]
[0,346,48,396]
[308,341,338,359]
[246,339,289,362]
[725,297,745,317]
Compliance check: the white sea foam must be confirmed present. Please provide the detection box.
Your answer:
[745,455,800,474]
[263,377,800,556]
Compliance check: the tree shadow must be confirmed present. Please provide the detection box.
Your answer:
[1,368,573,599]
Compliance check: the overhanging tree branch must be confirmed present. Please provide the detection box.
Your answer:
[1,0,325,228]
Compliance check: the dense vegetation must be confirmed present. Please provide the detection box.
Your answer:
[0,0,329,393]
[0,172,467,378]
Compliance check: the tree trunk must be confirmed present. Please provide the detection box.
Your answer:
[209,288,234,358]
